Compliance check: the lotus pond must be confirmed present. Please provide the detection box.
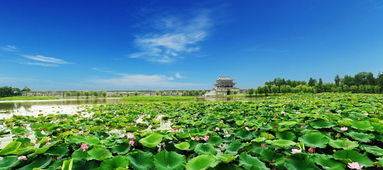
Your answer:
[0,93,383,170]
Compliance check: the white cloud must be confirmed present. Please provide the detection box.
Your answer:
[89,74,204,89]
[129,11,211,63]
[21,55,71,67]
[1,45,17,52]
[175,72,184,78]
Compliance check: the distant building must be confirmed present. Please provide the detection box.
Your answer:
[205,76,239,96]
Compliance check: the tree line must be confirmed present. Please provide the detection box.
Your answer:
[248,72,383,95]
[0,86,31,97]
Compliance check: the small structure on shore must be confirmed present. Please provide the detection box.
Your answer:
[205,76,239,96]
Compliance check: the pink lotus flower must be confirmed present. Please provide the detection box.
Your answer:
[245,127,250,131]
[77,131,84,135]
[215,127,220,131]
[291,149,301,154]
[357,118,361,120]
[340,127,348,131]
[261,144,266,148]
[127,133,134,139]
[45,142,51,146]
[308,147,315,153]
[24,134,29,137]
[120,134,126,138]
[300,125,304,129]
[220,120,224,123]
[296,112,301,114]
[18,156,27,160]
[348,162,363,170]
[191,137,195,140]
[195,137,201,141]
[129,140,135,147]
[203,135,209,141]
[80,144,89,151]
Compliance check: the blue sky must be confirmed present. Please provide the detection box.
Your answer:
[1,0,383,90]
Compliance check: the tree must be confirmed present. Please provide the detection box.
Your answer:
[308,78,317,87]
[342,75,354,86]
[354,72,375,85]
[76,91,81,97]
[248,88,254,96]
[92,91,99,97]
[102,91,107,97]
[271,85,279,94]
[377,73,383,92]
[22,86,31,92]
[334,75,341,86]
[155,91,160,96]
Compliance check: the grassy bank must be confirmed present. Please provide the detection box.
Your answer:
[0,96,59,101]
[122,96,196,102]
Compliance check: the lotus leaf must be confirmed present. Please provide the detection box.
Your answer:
[139,133,163,148]
[298,132,328,148]
[154,150,185,170]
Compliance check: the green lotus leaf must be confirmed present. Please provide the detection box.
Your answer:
[185,154,216,170]
[207,135,223,146]
[72,149,88,160]
[61,159,73,170]
[378,157,383,166]
[329,138,359,150]
[371,121,383,133]
[45,144,69,156]
[298,132,328,148]
[67,135,101,145]
[87,146,112,161]
[267,139,296,148]
[313,154,345,170]
[225,140,244,155]
[174,142,190,150]
[0,141,22,155]
[276,131,296,140]
[100,156,129,169]
[351,120,374,131]
[18,155,52,170]
[11,127,28,135]
[0,156,20,169]
[194,143,217,155]
[216,154,236,163]
[360,145,383,156]
[346,131,374,143]
[111,143,131,155]
[285,155,320,170]
[309,119,334,129]
[154,150,186,170]
[239,152,269,170]
[253,137,267,142]
[72,160,100,170]
[139,133,163,148]
[259,149,285,166]
[333,150,373,167]
[235,129,254,140]
[127,150,154,170]
[260,132,275,140]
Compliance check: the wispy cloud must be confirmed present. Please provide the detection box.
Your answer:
[129,10,212,63]
[175,72,184,78]
[21,55,71,67]
[1,45,17,52]
[89,74,204,89]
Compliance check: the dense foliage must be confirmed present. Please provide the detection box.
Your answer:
[1,93,383,169]
[250,72,383,95]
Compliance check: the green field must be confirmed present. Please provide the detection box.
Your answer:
[0,96,59,101]
[0,93,383,169]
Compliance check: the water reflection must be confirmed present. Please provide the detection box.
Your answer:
[0,98,122,119]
